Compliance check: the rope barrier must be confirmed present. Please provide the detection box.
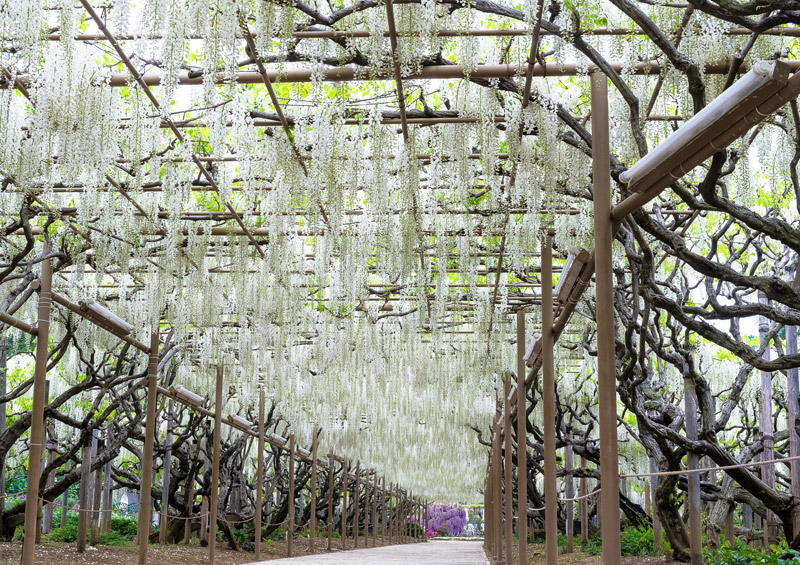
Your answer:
[619,452,800,479]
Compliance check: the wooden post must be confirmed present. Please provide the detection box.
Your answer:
[159,399,174,544]
[503,374,513,561]
[35,381,49,544]
[565,430,574,554]
[254,390,265,559]
[759,292,777,547]
[90,435,103,546]
[77,434,92,553]
[402,491,406,544]
[484,473,491,557]
[327,455,334,552]
[200,496,208,545]
[591,70,622,565]
[310,428,318,554]
[517,309,528,564]
[787,316,800,537]
[21,256,52,565]
[342,459,349,549]
[381,477,386,543]
[542,228,558,565]
[650,458,661,554]
[725,503,736,546]
[493,425,503,562]
[208,364,223,564]
[42,426,56,536]
[424,498,428,541]
[354,463,360,547]
[391,484,397,544]
[0,336,6,537]
[61,459,70,529]
[580,456,588,543]
[137,332,160,565]
[184,441,198,544]
[684,377,703,565]
[372,473,377,546]
[288,433,296,557]
[100,457,112,533]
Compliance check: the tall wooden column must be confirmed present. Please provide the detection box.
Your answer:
[100,458,112,532]
[503,375,513,560]
[327,455,334,552]
[591,70,622,565]
[77,434,92,553]
[565,430,574,553]
[517,309,528,563]
[137,332,160,565]
[254,390,265,559]
[354,463,360,547]
[542,229,558,565]
[684,378,702,564]
[341,460,348,548]
[650,457,662,554]
[310,429,318,554]
[372,473,378,546]
[90,435,103,546]
[492,422,503,562]
[288,434,296,557]
[208,364,223,564]
[159,399,174,545]
[580,457,589,543]
[759,292,777,546]
[22,257,52,565]
[789,318,800,536]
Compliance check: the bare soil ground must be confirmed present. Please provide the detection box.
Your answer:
[0,537,391,564]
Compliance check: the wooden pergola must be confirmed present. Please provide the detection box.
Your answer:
[3,0,800,563]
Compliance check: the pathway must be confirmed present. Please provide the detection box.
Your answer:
[246,540,488,565]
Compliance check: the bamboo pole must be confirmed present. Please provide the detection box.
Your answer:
[254,390,265,559]
[208,365,223,564]
[13,60,796,90]
[33,25,800,42]
[591,71,622,565]
[517,309,528,563]
[310,428,318,554]
[542,228,558,565]
[503,375,513,561]
[288,434,295,558]
[137,332,160,565]
[21,256,52,565]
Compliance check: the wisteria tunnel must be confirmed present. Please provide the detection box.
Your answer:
[1,0,800,564]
